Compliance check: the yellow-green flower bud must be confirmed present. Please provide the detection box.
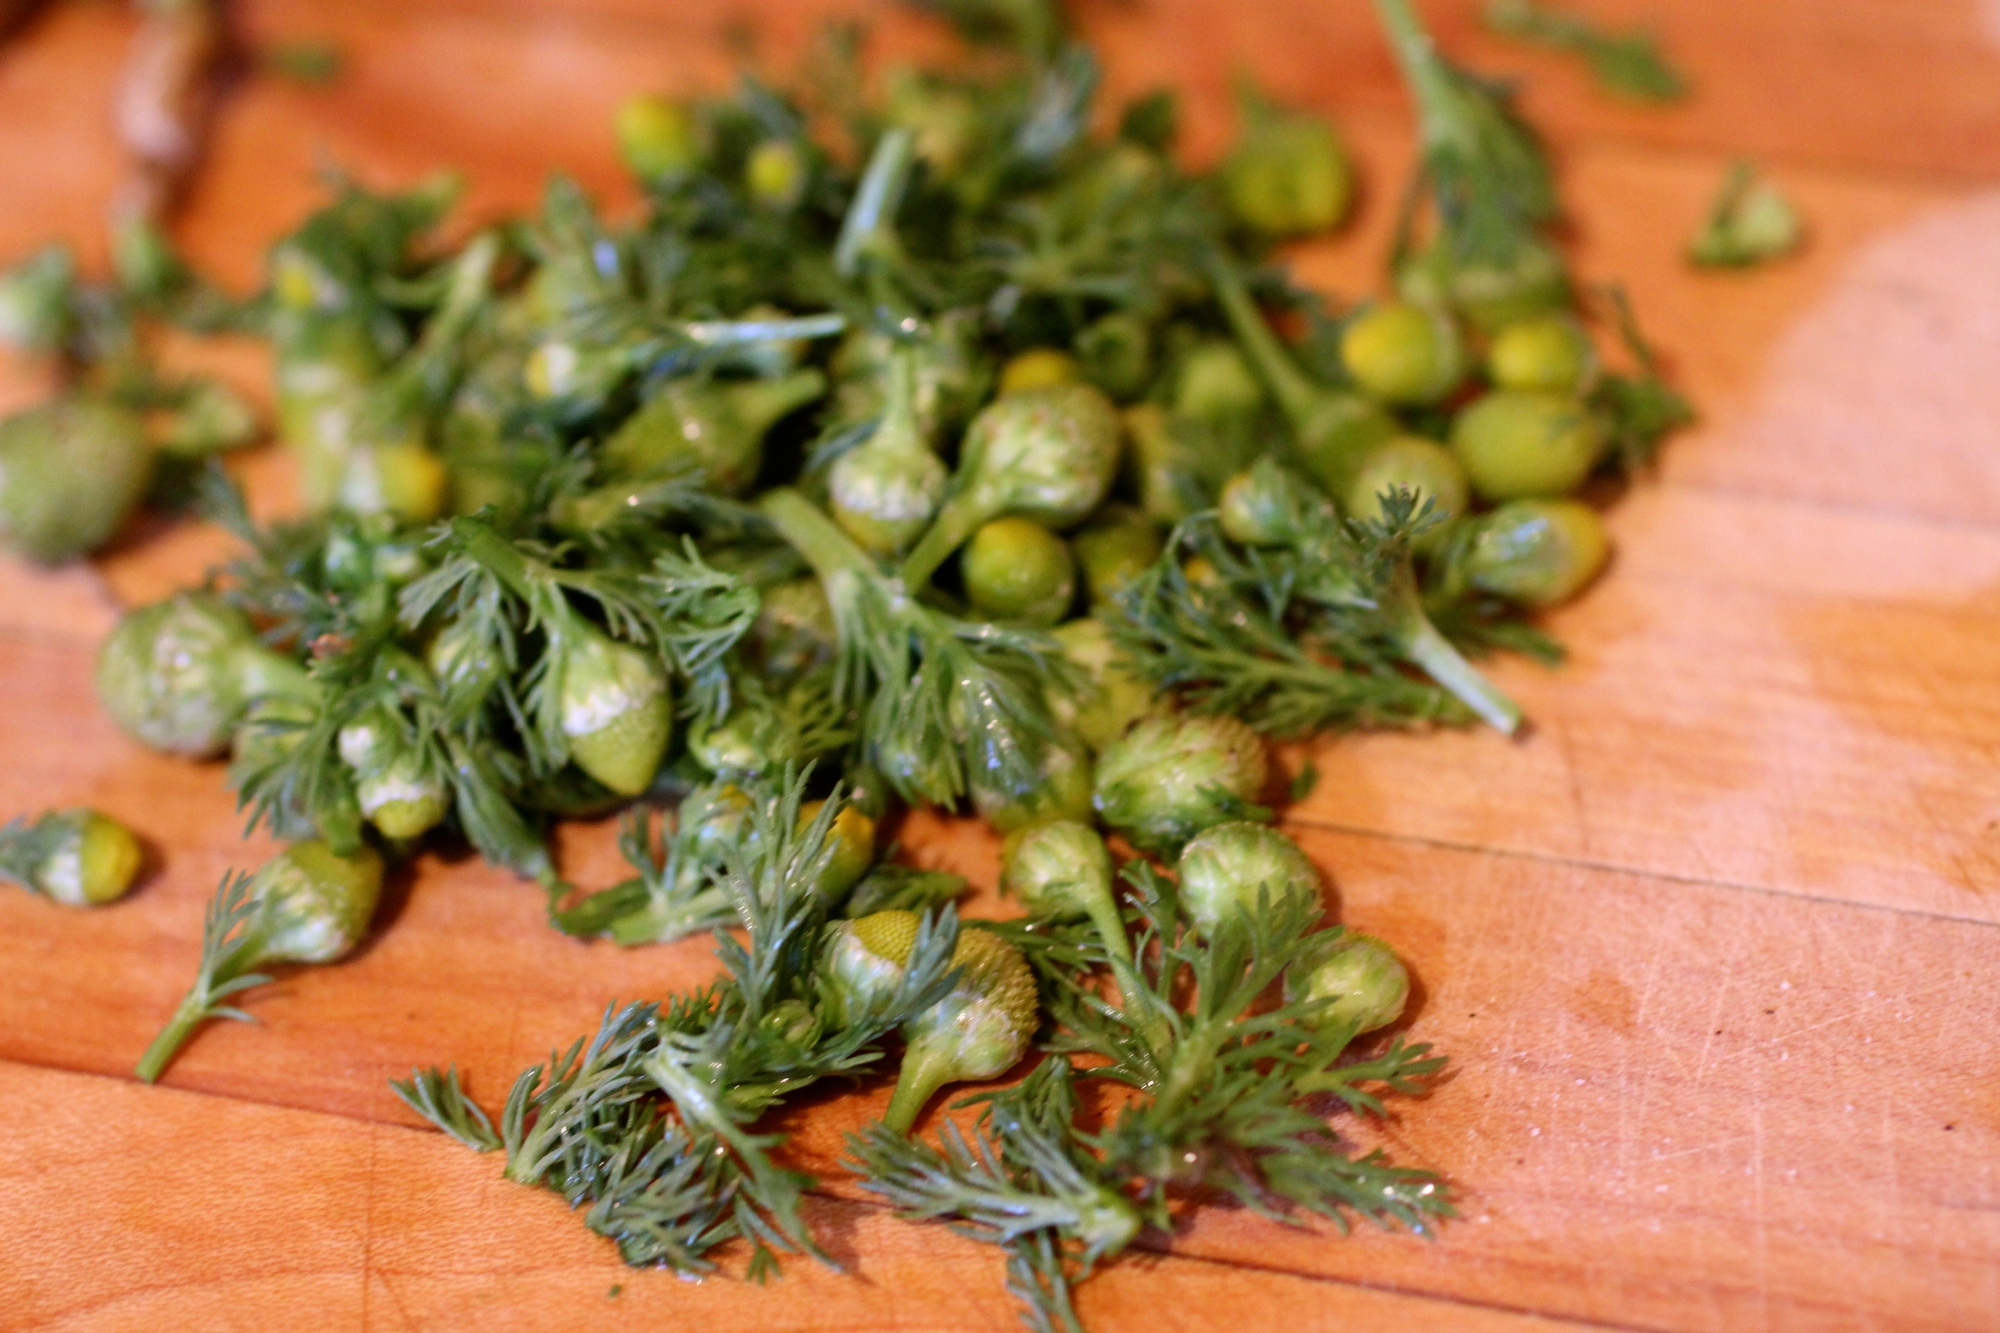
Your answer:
[558,627,672,797]
[156,378,261,460]
[798,799,876,903]
[617,95,702,182]
[999,819,1140,979]
[822,908,921,1030]
[337,708,449,840]
[971,728,1094,836]
[1070,506,1161,609]
[830,348,945,556]
[1176,821,1321,938]
[1093,712,1268,854]
[1340,302,1465,407]
[746,138,808,212]
[1173,340,1264,423]
[750,577,836,680]
[0,808,145,906]
[1487,315,1598,395]
[1049,618,1152,754]
[334,439,449,523]
[248,839,385,965]
[1075,312,1152,402]
[1457,498,1610,608]
[1343,436,1470,552]
[1449,391,1605,502]
[900,382,1122,589]
[1221,112,1353,238]
[0,397,153,563]
[1286,931,1409,1037]
[961,517,1076,627]
[0,245,76,351]
[1217,458,1316,548]
[999,347,1082,396]
[1395,236,1571,335]
[96,593,262,758]
[600,371,826,496]
[884,926,1039,1133]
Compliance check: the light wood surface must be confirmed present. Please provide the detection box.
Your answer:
[4,2,2000,1330]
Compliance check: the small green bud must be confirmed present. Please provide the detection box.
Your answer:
[822,908,922,1029]
[830,317,992,441]
[110,215,186,303]
[749,577,836,680]
[1457,498,1610,608]
[1217,457,1323,547]
[1049,618,1152,754]
[900,382,1122,588]
[1286,931,1409,1036]
[884,926,1040,1133]
[96,593,262,757]
[1689,162,1802,268]
[886,68,980,176]
[1343,436,1470,551]
[617,95,702,182]
[1002,819,1140,978]
[1075,311,1153,401]
[1002,819,1113,921]
[746,138,808,212]
[557,626,672,797]
[0,397,153,563]
[830,348,945,556]
[1487,315,1598,395]
[0,808,145,906]
[600,371,826,496]
[1395,237,1570,335]
[1070,506,1162,608]
[0,245,77,351]
[1291,392,1400,499]
[998,348,1082,396]
[1173,340,1264,422]
[1340,302,1466,407]
[798,799,876,904]
[1122,403,1205,527]
[1176,821,1320,938]
[337,708,449,840]
[681,781,756,862]
[426,615,507,703]
[970,728,1094,836]
[1093,712,1268,853]
[829,441,948,556]
[246,840,385,964]
[1450,391,1605,501]
[335,439,449,522]
[1221,112,1353,237]
[962,517,1076,627]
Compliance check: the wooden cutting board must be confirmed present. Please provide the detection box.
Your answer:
[5,1,2000,1329]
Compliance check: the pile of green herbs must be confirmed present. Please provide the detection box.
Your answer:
[0,1,1697,1329]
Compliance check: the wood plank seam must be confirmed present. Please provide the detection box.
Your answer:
[0,1054,1639,1332]
[1276,811,2000,932]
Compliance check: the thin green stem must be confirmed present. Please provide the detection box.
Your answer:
[135,990,216,1084]
[1390,568,1521,734]
[759,487,876,583]
[1205,255,1318,429]
[897,489,987,590]
[882,1042,955,1135]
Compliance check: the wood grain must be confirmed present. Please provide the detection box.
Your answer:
[2,1059,1609,1333]
[2,1,1999,1330]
